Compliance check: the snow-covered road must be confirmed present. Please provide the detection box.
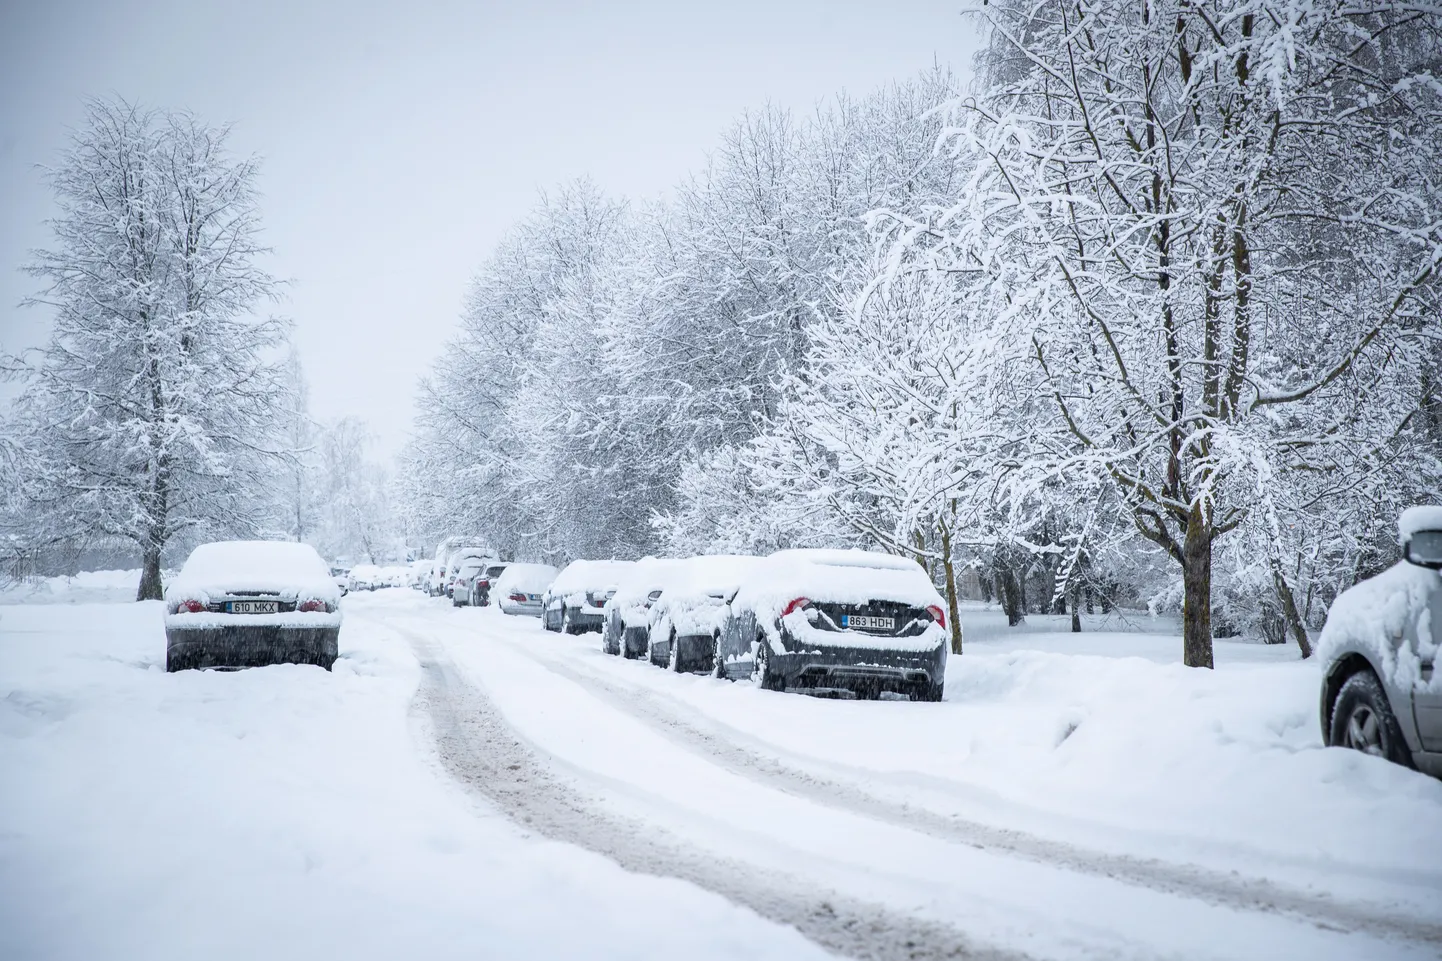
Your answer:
[4,587,1441,960]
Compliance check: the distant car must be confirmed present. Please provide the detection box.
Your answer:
[446,548,498,601]
[602,558,685,660]
[716,549,950,700]
[427,537,492,596]
[645,554,760,673]
[164,540,341,672]
[495,563,559,616]
[1319,506,1442,777]
[451,559,507,607]
[348,563,381,592]
[542,560,635,634]
[329,566,350,597]
[470,562,508,606]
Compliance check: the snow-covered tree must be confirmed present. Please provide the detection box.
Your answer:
[4,98,289,599]
[878,0,1442,665]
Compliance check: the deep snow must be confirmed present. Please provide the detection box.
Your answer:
[4,584,1441,961]
[0,598,825,961]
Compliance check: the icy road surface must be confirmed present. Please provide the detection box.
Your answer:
[3,587,1441,960]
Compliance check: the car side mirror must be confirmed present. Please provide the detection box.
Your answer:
[1404,530,1442,570]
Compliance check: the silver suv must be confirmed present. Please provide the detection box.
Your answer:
[1319,507,1442,776]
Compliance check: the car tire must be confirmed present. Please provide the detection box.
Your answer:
[1330,670,1411,766]
[711,633,727,680]
[648,632,666,668]
[561,606,572,634]
[751,638,784,692]
[668,631,685,673]
[915,681,944,702]
[452,598,462,608]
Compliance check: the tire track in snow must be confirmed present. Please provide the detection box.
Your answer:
[393,620,1024,961]
[484,623,1442,949]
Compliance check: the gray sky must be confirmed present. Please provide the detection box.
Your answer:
[1,0,977,455]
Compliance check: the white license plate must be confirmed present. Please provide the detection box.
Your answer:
[527,594,539,601]
[229,600,278,614]
[843,614,894,631]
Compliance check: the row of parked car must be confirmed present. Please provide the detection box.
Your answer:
[436,548,954,701]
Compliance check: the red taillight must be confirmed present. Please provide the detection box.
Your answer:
[782,597,810,616]
[509,593,527,603]
[927,605,946,629]
[478,580,489,588]
[298,599,327,613]
[178,599,205,614]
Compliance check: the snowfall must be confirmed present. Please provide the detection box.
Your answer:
[3,571,1441,960]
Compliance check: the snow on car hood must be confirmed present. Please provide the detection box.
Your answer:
[1399,505,1442,542]
[165,540,341,608]
[1317,561,1441,690]
[494,563,559,595]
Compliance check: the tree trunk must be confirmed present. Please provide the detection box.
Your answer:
[999,563,1025,627]
[938,519,963,655]
[1069,579,1081,633]
[1085,585,1094,614]
[1181,511,1215,669]
[1269,554,1312,659]
[137,542,164,601]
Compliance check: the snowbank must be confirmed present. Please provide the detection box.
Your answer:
[0,569,145,605]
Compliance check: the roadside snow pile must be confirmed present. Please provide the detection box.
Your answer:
[0,569,143,605]
[1316,561,1440,690]
[0,602,825,961]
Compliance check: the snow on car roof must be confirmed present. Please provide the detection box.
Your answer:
[494,563,559,594]
[1400,505,1442,542]
[167,540,338,603]
[736,549,942,616]
[549,559,635,595]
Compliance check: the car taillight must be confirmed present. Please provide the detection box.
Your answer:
[782,597,810,616]
[178,599,205,613]
[509,593,527,602]
[927,605,946,629]
[298,599,327,613]
[479,580,489,588]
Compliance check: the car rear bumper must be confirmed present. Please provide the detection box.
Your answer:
[771,637,945,695]
[500,599,543,616]
[166,624,339,671]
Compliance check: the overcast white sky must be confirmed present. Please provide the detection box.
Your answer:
[1,0,978,455]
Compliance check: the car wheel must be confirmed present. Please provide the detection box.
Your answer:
[751,638,784,692]
[1330,671,1411,766]
[915,681,944,702]
[562,606,580,635]
[668,631,685,673]
[711,633,727,680]
[648,632,666,668]
[452,597,462,608]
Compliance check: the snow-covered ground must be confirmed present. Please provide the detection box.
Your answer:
[0,569,147,605]
[3,587,1440,960]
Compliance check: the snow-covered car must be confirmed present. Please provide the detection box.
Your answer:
[600,557,685,660]
[542,560,635,634]
[645,554,760,673]
[716,549,950,700]
[329,566,350,597]
[445,548,498,600]
[495,563,560,616]
[164,540,342,672]
[348,563,380,592]
[429,537,492,596]
[1318,506,1442,776]
[452,559,507,607]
